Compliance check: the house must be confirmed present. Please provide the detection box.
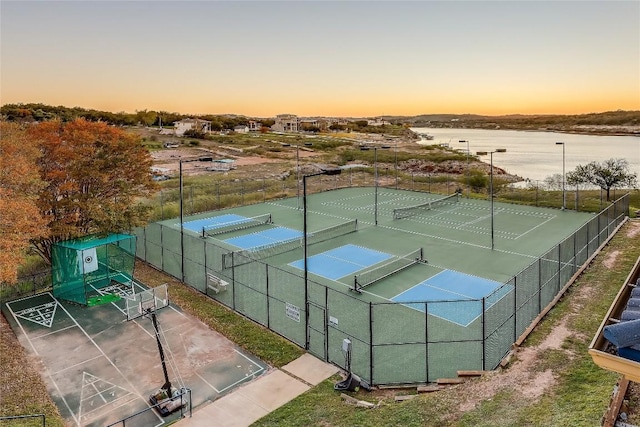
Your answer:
[367,117,390,127]
[248,120,262,131]
[173,118,212,136]
[271,114,299,133]
[299,119,319,131]
[233,125,249,134]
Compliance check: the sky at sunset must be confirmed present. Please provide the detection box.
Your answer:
[1,1,638,118]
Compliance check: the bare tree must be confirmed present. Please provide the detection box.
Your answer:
[566,158,637,201]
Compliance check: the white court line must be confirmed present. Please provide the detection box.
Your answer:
[53,295,165,426]
[216,349,267,394]
[195,371,221,393]
[6,294,82,426]
[514,215,556,240]
[52,355,104,375]
[33,324,76,339]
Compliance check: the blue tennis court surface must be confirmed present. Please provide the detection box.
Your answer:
[182,214,248,233]
[289,244,392,280]
[392,270,513,327]
[225,226,303,250]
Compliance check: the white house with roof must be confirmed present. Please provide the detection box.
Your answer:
[173,118,212,136]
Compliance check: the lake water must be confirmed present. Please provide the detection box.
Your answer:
[411,128,640,183]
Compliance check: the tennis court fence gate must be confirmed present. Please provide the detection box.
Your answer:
[133,194,629,385]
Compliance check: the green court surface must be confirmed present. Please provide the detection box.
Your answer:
[166,187,593,293]
[140,187,625,384]
[2,282,267,427]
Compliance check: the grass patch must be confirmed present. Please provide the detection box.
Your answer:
[134,262,304,367]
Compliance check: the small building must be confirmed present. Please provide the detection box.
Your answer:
[173,118,212,136]
[233,125,249,134]
[271,114,299,133]
[248,120,262,131]
[367,117,391,127]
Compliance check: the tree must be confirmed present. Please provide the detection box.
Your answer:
[0,122,49,283]
[465,169,489,193]
[543,173,564,191]
[27,119,158,262]
[566,158,638,201]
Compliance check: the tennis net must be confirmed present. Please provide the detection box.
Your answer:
[223,219,358,269]
[202,213,272,237]
[353,247,424,293]
[393,193,460,219]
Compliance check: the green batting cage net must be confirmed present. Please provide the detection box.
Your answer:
[52,233,136,306]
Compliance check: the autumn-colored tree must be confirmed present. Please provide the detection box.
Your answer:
[0,122,49,283]
[27,119,157,262]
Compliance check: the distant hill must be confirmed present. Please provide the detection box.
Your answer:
[1,103,638,134]
[383,111,640,134]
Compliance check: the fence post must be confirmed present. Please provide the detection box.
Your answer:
[369,302,373,384]
[557,244,561,293]
[425,302,429,382]
[482,297,486,371]
[513,276,518,342]
[190,186,194,214]
[266,264,270,329]
[538,258,542,313]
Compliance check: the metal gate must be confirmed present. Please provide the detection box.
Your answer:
[307,302,327,360]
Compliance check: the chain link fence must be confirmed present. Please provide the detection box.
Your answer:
[134,178,629,384]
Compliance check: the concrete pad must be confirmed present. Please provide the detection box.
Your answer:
[236,369,309,411]
[281,353,340,385]
[183,391,269,427]
[175,369,309,427]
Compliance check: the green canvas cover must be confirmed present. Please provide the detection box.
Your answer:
[52,234,136,305]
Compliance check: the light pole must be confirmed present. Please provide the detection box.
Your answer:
[394,143,398,190]
[476,149,506,250]
[459,140,470,198]
[303,168,342,350]
[555,142,566,210]
[179,156,212,280]
[283,142,311,210]
[360,145,389,225]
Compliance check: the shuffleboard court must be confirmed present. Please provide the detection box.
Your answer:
[2,282,267,427]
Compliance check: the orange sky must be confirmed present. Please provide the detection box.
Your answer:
[2,1,638,117]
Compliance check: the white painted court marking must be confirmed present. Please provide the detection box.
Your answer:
[78,371,137,424]
[14,301,58,328]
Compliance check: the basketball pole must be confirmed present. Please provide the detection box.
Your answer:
[150,310,172,392]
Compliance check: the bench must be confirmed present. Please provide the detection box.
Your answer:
[206,273,228,294]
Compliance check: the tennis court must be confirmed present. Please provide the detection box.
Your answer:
[136,186,628,384]
[289,244,392,280]
[392,270,512,326]
[2,281,267,427]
